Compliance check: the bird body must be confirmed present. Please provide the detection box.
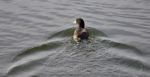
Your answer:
[73,18,89,43]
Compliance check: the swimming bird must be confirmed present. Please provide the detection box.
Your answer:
[73,18,89,43]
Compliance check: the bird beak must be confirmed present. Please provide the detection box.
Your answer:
[73,20,76,24]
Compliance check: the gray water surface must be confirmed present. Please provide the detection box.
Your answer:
[0,0,150,77]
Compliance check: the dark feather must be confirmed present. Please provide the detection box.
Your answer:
[78,32,89,40]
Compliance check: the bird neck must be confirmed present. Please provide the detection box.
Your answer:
[76,26,84,30]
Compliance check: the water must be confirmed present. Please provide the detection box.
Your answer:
[0,0,150,77]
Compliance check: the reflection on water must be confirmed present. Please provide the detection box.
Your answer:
[0,0,150,77]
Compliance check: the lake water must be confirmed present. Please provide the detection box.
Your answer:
[0,0,150,77]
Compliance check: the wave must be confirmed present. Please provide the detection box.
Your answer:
[7,27,148,77]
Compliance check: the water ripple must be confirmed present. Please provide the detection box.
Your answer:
[1,0,150,77]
